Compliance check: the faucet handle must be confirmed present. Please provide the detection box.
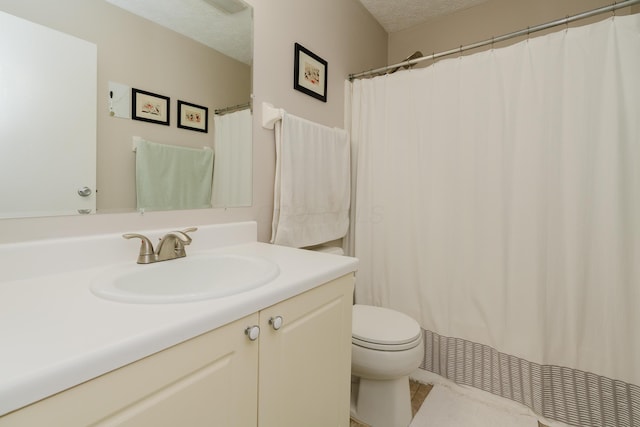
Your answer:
[180,227,198,235]
[173,227,197,248]
[123,233,156,264]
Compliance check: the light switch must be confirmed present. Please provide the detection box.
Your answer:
[108,81,130,119]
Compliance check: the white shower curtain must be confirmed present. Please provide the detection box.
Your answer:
[212,108,252,207]
[348,15,640,426]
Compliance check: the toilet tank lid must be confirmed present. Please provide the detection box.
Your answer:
[352,304,422,346]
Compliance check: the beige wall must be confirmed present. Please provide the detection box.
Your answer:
[388,0,637,66]
[2,0,634,245]
[249,0,387,241]
[0,0,387,243]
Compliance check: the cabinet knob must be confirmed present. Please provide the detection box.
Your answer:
[245,325,260,341]
[77,186,92,197]
[269,316,284,330]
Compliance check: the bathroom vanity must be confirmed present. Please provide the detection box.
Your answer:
[0,222,357,426]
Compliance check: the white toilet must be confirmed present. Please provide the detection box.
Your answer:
[351,304,424,427]
[310,245,424,427]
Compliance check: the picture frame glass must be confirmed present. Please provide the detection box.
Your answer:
[178,101,208,133]
[298,52,325,95]
[294,43,327,102]
[132,89,170,125]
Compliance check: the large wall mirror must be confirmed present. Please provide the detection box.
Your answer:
[0,0,253,219]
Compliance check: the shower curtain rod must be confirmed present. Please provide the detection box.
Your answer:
[348,0,640,80]
[214,101,252,115]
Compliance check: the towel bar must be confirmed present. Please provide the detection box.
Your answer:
[131,136,211,152]
[261,102,284,130]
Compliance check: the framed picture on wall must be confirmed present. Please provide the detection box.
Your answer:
[294,43,328,102]
[177,100,209,133]
[132,88,170,126]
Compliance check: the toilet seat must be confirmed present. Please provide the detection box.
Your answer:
[352,305,422,351]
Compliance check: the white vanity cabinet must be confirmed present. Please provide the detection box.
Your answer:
[258,274,353,427]
[0,274,354,427]
[0,312,261,427]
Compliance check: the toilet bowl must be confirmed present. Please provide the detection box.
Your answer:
[350,304,424,427]
[309,245,424,427]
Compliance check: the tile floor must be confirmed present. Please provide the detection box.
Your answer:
[350,379,433,427]
[350,379,551,427]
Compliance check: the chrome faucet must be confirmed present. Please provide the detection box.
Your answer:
[123,227,197,264]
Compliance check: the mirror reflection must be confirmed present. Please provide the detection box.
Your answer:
[0,0,253,219]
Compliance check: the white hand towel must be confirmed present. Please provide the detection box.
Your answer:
[271,112,350,248]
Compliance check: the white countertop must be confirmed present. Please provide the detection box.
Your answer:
[0,222,358,416]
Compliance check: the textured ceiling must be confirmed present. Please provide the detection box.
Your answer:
[105,0,252,65]
[105,0,486,64]
[359,0,489,33]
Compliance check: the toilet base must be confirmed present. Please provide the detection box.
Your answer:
[350,375,413,427]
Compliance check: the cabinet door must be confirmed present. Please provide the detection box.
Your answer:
[0,313,259,427]
[258,274,354,427]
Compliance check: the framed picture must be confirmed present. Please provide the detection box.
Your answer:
[294,43,327,102]
[177,100,209,133]
[132,88,170,126]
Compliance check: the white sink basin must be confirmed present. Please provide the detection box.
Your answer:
[91,254,280,303]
